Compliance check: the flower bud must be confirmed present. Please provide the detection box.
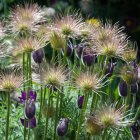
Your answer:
[32,48,44,64]
[82,47,96,66]
[76,44,84,58]
[118,80,127,97]
[131,83,138,94]
[20,117,36,129]
[62,43,73,57]
[77,95,84,109]
[130,122,140,140]
[50,32,66,50]
[25,99,36,119]
[105,62,115,77]
[57,118,70,137]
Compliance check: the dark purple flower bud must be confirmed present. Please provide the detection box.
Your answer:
[19,91,26,103]
[76,44,85,58]
[29,90,37,101]
[57,118,70,137]
[32,48,44,64]
[129,61,138,84]
[118,80,127,97]
[20,118,28,128]
[130,122,140,140]
[30,117,36,128]
[82,47,96,66]
[131,83,138,94]
[20,117,36,129]
[105,62,116,77]
[77,95,84,109]
[62,43,73,57]
[25,99,36,119]
[19,90,37,103]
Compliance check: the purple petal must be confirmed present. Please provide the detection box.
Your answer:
[30,117,36,129]
[29,90,37,101]
[18,91,26,103]
[25,100,36,119]
[20,118,28,128]
[77,95,84,109]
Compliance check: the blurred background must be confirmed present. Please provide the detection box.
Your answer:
[0,0,140,60]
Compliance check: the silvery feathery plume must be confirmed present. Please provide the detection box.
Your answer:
[122,41,137,63]
[0,69,23,92]
[8,2,45,34]
[12,36,46,55]
[90,21,128,58]
[50,12,85,39]
[75,71,108,94]
[90,103,133,129]
[34,64,68,89]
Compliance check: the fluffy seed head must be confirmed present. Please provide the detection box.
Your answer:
[8,3,45,34]
[13,36,46,54]
[122,42,137,63]
[41,66,67,88]
[75,72,107,92]
[92,103,132,128]
[86,115,102,136]
[90,22,128,58]
[119,64,138,84]
[0,70,23,92]
[49,32,66,50]
[53,13,84,38]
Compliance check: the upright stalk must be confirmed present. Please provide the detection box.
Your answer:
[38,86,43,124]
[27,121,31,140]
[5,93,10,140]
[43,88,52,140]
[54,92,60,139]
[76,92,89,140]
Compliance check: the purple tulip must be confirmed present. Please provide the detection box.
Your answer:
[82,47,96,66]
[57,118,70,137]
[25,99,36,119]
[77,95,84,109]
[32,48,44,64]
[118,80,127,97]
[20,117,36,129]
[131,83,138,94]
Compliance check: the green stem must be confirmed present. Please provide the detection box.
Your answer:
[23,53,26,91]
[90,93,98,112]
[114,130,120,140]
[102,128,108,140]
[27,121,30,140]
[24,117,27,140]
[134,106,140,121]
[5,93,10,140]
[76,92,89,140]
[38,86,43,124]
[102,57,109,75]
[59,92,63,118]
[28,53,32,89]
[54,92,60,139]
[130,94,136,118]
[51,49,55,64]
[43,88,52,140]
